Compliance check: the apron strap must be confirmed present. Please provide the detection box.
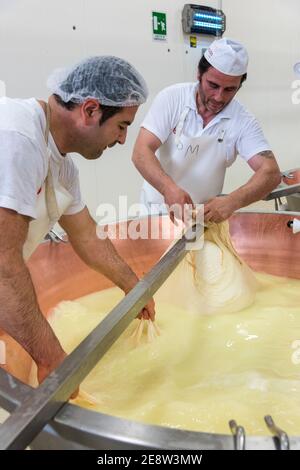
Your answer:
[44,103,60,222]
[174,107,190,149]
[45,102,51,145]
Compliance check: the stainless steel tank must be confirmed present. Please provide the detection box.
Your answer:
[1,212,300,450]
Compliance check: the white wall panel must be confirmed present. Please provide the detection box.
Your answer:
[222,0,300,193]
[0,0,299,217]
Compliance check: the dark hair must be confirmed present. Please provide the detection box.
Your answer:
[98,105,122,125]
[53,94,122,125]
[198,55,247,86]
[53,94,77,110]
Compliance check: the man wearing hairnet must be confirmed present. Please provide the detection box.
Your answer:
[0,56,154,390]
[132,38,281,223]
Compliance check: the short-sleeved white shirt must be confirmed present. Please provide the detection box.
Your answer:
[141,82,271,166]
[0,97,85,219]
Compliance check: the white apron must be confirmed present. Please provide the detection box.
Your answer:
[141,107,230,214]
[23,104,73,260]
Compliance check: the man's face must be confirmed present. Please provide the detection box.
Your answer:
[198,67,242,114]
[81,105,139,160]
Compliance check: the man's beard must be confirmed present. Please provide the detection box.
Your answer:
[198,81,225,114]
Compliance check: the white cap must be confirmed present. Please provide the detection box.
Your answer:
[204,38,248,76]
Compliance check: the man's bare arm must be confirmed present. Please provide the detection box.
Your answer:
[0,208,66,382]
[59,208,155,320]
[60,208,140,293]
[204,151,281,223]
[228,150,281,208]
[132,128,172,195]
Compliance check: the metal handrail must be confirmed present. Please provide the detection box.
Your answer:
[0,368,32,413]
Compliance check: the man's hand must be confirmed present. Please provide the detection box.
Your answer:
[123,283,156,322]
[204,195,238,224]
[163,184,194,223]
[138,298,156,321]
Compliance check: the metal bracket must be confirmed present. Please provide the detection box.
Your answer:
[265,183,300,202]
[264,415,290,450]
[44,229,68,244]
[229,419,246,450]
[0,368,32,413]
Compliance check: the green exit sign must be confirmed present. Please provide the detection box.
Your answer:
[152,11,167,40]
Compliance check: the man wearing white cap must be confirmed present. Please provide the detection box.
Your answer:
[132,38,281,223]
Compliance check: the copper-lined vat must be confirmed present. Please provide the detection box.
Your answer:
[1,212,300,450]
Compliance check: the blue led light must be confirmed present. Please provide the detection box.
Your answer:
[193,21,222,29]
[194,13,222,22]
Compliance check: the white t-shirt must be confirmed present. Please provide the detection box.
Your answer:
[0,97,85,219]
[141,82,271,165]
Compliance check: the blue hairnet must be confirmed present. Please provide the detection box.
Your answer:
[47,56,148,107]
